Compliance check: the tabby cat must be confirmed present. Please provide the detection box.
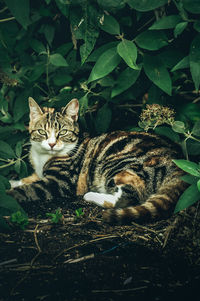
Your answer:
[8,97,187,223]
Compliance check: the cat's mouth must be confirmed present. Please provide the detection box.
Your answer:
[47,148,60,154]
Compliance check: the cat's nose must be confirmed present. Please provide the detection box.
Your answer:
[49,142,56,149]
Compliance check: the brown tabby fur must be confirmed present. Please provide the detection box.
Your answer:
[8,98,188,224]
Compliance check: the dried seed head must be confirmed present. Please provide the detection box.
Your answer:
[0,71,19,87]
[139,104,175,131]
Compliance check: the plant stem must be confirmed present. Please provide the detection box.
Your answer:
[46,46,50,91]
[185,132,200,143]
[0,7,8,14]
[0,154,28,169]
[0,160,15,169]
[34,84,49,96]
[0,17,15,23]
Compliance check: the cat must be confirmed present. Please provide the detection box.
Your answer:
[8,97,188,223]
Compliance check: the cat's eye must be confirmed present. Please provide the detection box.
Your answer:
[59,129,68,136]
[38,129,46,136]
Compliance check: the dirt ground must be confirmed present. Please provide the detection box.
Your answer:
[0,200,200,301]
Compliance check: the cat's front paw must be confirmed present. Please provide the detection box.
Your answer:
[83,192,105,207]
[83,191,118,208]
[9,180,23,188]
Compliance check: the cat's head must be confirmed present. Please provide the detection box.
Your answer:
[28,97,79,155]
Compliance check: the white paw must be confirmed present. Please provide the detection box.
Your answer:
[9,180,23,188]
[84,192,106,207]
[83,188,122,208]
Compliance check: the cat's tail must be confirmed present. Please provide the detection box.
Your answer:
[103,176,188,224]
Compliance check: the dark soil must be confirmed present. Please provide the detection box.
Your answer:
[1,202,200,301]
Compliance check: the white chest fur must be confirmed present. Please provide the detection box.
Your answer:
[30,146,52,178]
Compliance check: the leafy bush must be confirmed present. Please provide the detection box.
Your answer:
[0,0,200,228]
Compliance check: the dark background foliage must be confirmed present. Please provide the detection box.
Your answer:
[0,0,200,229]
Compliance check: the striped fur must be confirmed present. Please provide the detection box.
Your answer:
[8,98,188,223]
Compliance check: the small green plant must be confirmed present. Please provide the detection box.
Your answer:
[10,211,29,230]
[75,208,84,218]
[46,208,63,224]
[173,160,200,213]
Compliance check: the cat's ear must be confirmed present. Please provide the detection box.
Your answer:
[28,97,43,122]
[62,98,79,122]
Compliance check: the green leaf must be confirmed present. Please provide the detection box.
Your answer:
[79,94,88,117]
[20,161,28,178]
[4,0,30,29]
[28,63,46,82]
[174,22,188,38]
[0,141,16,159]
[111,67,141,98]
[135,30,168,51]
[0,182,5,194]
[171,56,189,72]
[29,39,46,53]
[182,0,200,14]
[70,3,99,64]
[194,22,200,33]
[173,159,200,177]
[154,126,180,143]
[197,179,200,192]
[0,112,13,124]
[55,0,69,16]
[97,0,125,11]
[88,47,121,83]
[14,160,21,174]
[127,0,168,11]
[13,91,30,122]
[95,103,112,134]
[0,193,23,213]
[149,15,182,30]
[87,42,118,62]
[15,141,23,158]
[0,127,13,139]
[189,34,200,91]
[98,76,115,87]
[192,120,200,137]
[13,123,26,131]
[0,215,10,232]
[143,55,172,95]
[56,43,73,56]
[172,121,186,133]
[0,175,10,190]
[158,49,184,69]
[53,70,72,86]
[117,40,138,69]
[80,27,99,65]
[181,174,198,185]
[40,24,55,46]
[49,53,68,67]
[174,183,200,213]
[99,14,120,35]
[186,139,200,156]
[78,94,88,132]
[179,103,200,122]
